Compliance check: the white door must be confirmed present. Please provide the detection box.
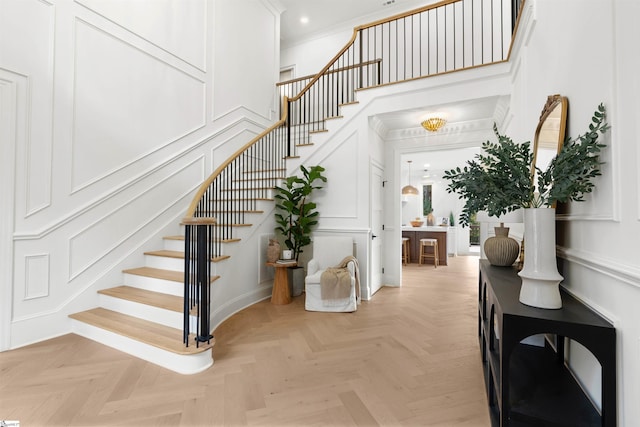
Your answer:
[370,164,384,296]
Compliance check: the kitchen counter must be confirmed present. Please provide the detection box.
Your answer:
[402,226,449,232]
[402,227,448,265]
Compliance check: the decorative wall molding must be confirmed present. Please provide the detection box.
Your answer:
[0,74,18,351]
[557,245,640,290]
[385,118,496,141]
[71,18,207,192]
[75,0,208,73]
[555,213,617,222]
[313,132,359,219]
[68,156,205,280]
[212,105,273,129]
[14,0,56,218]
[12,113,258,240]
[24,254,50,300]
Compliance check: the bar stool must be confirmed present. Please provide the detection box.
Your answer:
[402,237,410,265]
[419,238,439,268]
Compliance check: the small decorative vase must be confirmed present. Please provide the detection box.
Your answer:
[266,239,280,263]
[426,213,435,226]
[518,208,563,309]
[484,225,520,267]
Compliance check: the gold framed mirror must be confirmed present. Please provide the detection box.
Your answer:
[531,95,569,201]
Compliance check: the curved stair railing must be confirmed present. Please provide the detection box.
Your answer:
[181,0,523,346]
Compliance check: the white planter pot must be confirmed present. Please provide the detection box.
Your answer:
[518,208,564,309]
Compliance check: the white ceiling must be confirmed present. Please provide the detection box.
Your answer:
[279,0,432,46]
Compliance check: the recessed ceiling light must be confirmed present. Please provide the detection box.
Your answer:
[300,16,309,24]
[423,163,430,168]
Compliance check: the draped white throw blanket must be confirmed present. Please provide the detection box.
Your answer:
[320,256,360,302]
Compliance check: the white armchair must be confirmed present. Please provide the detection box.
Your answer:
[305,236,359,312]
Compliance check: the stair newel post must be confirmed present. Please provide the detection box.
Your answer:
[183,223,192,346]
[182,217,215,348]
[195,223,213,346]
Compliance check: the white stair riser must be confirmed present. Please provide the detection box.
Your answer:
[164,239,188,252]
[144,254,185,271]
[99,294,184,329]
[70,319,213,375]
[123,273,183,297]
[144,255,219,275]
[163,239,228,254]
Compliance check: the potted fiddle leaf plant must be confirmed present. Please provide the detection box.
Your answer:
[274,165,327,262]
[274,165,327,296]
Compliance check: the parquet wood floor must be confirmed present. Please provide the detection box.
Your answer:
[0,255,489,427]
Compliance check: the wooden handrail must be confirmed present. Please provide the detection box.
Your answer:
[276,59,382,87]
[356,0,459,31]
[183,98,290,218]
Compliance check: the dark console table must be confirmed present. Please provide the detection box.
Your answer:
[478,260,616,426]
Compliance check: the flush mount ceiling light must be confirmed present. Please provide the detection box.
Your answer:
[401,160,419,196]
[421,117,447,132]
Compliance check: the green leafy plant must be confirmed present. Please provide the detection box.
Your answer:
[534,103,610,207]
[423,197,433,216]
[274,165,327,261]
[443,125,534,227]
[444,104,609,227]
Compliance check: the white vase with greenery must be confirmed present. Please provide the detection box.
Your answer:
[444,104,609,309]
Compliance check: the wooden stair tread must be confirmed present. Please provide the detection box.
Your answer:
[123,266,220,283]
[144,250,184,259]
[70,308,213,354]
[145,250,230,263]
[164,235,241,244]
[243,168,286,174]
[209,197,273,201]
[99,286,183,312]
[198,210,264,214]
[123,266,183,282]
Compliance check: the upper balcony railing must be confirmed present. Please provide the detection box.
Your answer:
[181,0,525,346]
[278,0,519,142]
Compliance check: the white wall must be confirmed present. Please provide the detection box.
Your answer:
[282,0,640,424]
[0,0,282,350]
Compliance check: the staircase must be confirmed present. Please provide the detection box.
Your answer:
[69,236,220,375]
[68,0,519,375]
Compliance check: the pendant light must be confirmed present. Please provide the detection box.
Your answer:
[401,160,419,195]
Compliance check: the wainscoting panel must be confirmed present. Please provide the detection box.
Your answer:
[76,0,207,72]
[212,0,279,121]
[72,18,206,191]
[0,0,55,216]
[314,133,359,219]
[68,158,204,280]
[24,254,50,300]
